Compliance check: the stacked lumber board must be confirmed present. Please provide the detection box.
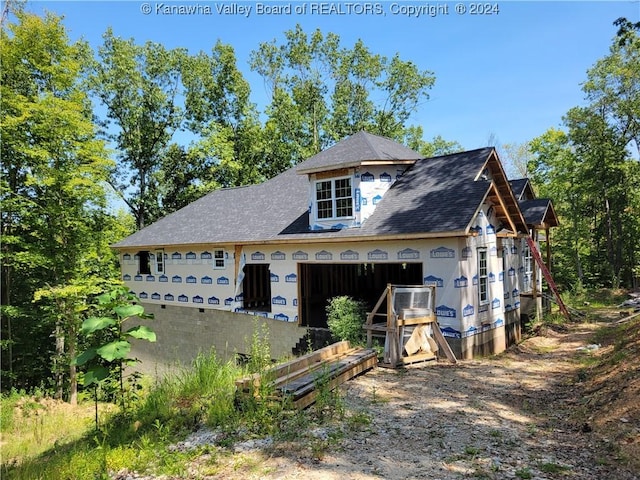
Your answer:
[235,341,377,410]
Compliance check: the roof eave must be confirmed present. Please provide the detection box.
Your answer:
[482,150,528,233]
[297,158,420,175]
[297,160,362,175]
[112,229,471,251]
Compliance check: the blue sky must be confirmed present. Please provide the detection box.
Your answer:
[26,0,640,150]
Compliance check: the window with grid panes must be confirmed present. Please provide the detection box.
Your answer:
[315,177,353,220]
[478,248,489,305]
[213,249,225,269]
[155,249,165,274]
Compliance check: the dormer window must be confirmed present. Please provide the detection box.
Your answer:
[315,177,353,220]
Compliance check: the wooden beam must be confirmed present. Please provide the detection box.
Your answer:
[234,245,243,285]
[236,342,378,410]
[432,323,458,363]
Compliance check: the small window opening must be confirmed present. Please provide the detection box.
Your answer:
[214,249,225,269]
[315,177,353,220]
[138,251,151,275]
[242,264,272,312]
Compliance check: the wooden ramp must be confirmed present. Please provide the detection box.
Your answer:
[235,341,377,410]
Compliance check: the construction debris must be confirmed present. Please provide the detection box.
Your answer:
[235,341,377,410]
[618,291,640,311]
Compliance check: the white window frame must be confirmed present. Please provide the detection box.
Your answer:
[523,244,533,277]
[213,249,225,269]
[523,242,533,291]
[314,176,354,221]
[154,249,165,274]
[478,248,489,305]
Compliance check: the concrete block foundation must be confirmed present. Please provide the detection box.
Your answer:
[128,303,309,376]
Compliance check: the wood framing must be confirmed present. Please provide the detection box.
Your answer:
[235,341,377,409]
[364,284,457,367]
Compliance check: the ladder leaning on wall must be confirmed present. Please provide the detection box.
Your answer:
[525,236,572,321]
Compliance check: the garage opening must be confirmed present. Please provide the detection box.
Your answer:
[299,263,423,327]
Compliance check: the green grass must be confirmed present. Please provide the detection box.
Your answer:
[2,334,351,480]
[563,287,628,309]
[0,393,114,466]
[1,349,251,479]
[515,467,533,479]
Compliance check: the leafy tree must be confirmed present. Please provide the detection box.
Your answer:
[402,126,463,157]
[33,283,100,404]
[529,18,640,289]
[250,25,437,174]
[182,41,265,189]
[529,129,589,288]
[90,29,187,229]
[75,287,155,392]
[92,35,265,221]
[1,10,115,392]
[499,142,534,179]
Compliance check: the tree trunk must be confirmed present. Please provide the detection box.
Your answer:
[571,200,584,284]
[54,321,64,400]
[68,327,77,405]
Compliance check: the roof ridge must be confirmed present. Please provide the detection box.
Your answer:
[423,146,494,162]
[359,131,378,157]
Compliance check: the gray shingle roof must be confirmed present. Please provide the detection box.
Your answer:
[296,131,423,174]
[282,147,494,238]
[509,178,530,200]
[359,148,493,235]
[519,199,559,227]
[113,141,499,249]
[113,167,309,248]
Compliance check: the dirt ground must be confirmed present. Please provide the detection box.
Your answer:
[190,316,639,480]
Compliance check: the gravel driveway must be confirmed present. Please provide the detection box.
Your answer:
[117,321,639,480]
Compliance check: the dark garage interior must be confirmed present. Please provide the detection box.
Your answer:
[299,262,423,327]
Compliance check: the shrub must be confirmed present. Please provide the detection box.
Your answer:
[326,296,367,346]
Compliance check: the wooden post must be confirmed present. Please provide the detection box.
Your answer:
[531,232,539,322]
[234,245,242,283]
[545,227,551,274]
[386,284,396,366]
[366,287,388,349]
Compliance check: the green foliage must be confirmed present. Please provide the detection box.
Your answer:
[90,29,187,229]
[538,462,570,474]
[2,335,350,479]
[136,350,242,434]
[247,321,273,374]
[91,32,264,226]
[529,19,640,289]
[402,126,463,158]
[250,24,439,174]
[0,10,123,393]
[76,286,155,384]
[74,286,155,428]
[326,296,367,346]
[311,365,345,422]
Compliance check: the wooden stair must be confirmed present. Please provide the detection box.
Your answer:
[235,341,377,410]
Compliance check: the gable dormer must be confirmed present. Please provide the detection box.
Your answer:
[296,132,422,231]
[509,178,536,201]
